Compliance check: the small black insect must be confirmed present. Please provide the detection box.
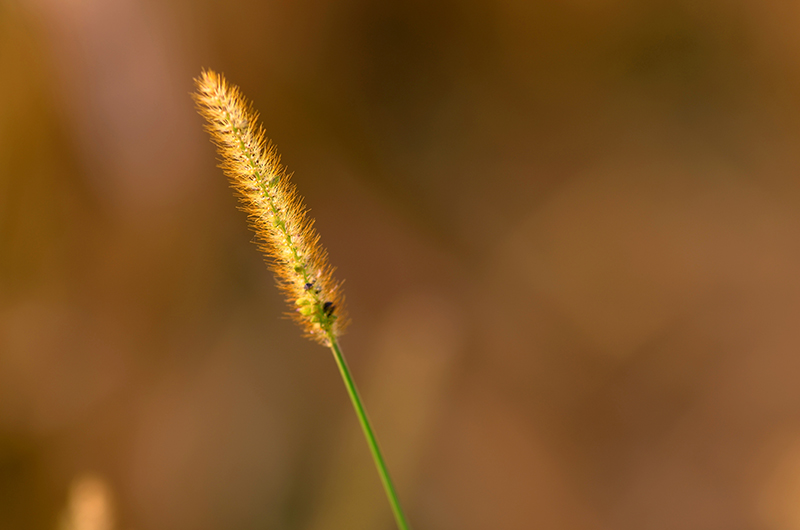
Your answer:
[304,282,314,291]
[323,301,335,316]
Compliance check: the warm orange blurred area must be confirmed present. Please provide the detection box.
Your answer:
[4,0,800,528]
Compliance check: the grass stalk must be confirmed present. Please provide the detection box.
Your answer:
[193,69,411,530]
[327,333,410,530]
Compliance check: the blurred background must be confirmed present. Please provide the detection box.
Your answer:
[3,0,800,528]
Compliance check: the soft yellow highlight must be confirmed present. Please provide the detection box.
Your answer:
[59,474,114,530]
[193,69,346,344]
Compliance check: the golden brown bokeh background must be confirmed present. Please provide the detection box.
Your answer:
[4,0,800,528]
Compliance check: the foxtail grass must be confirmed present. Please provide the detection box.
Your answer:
[193,69,411,530]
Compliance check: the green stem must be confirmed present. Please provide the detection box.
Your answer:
[327,333,411,530]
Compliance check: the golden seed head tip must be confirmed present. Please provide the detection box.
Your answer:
[193,69,347,344]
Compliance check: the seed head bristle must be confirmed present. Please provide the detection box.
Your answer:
[193,69,347,344]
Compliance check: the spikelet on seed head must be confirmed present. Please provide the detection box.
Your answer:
[193,69,346,345]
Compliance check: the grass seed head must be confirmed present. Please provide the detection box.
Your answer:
[193,69,347,344]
